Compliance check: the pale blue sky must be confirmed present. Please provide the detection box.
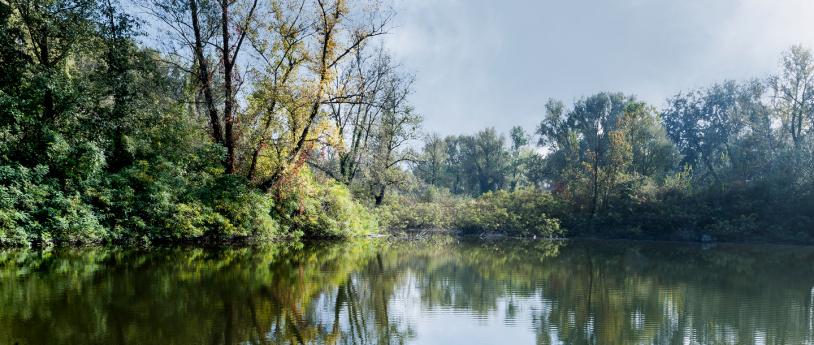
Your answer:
[383,0,814,136]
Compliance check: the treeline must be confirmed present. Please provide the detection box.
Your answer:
[397,46,814,243]
[0,0,421,246]
[3,0,814,247]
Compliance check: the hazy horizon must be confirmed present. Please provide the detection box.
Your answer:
[383,0,814,136]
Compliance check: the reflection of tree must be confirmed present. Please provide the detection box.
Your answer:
[394,240,564,316]
[0,240,813,344]
[0,242,414,345]
[531,241,814,345]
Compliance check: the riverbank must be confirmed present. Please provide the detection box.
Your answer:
[376,182,814,246]
[384,228,814,247]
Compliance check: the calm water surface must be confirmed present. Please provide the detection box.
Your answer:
[1,237,813,345]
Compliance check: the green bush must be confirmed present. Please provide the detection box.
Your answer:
[0,164,106,246]
[378,187,564,238]
[0,134,284,247]
[376,187,461,230]
[98,157,283,244]
[0,148,379,247]
[277,170,377,239]
[0,165,51,246]
[457,189,563,238]
[195,175,280,240]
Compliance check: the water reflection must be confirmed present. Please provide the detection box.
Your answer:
[0,238,813,344]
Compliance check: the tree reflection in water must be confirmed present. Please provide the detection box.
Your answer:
[0,238,813,345]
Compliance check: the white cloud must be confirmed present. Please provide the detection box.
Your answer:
[383,0,814,137]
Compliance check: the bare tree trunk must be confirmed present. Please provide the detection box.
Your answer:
[374,184,386,206]
[221,0,236,173]
[189,0,223,145]
[37,34,55,120]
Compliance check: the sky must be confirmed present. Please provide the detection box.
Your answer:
[382,0,814,137]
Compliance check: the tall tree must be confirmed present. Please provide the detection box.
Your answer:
[616,102,677,179]
[145,0,260,173]
[461,128,509,195]
[414,133,448,187]
[9,0,96,121]
[663,81,769,184]
[508,126,529,191]
[367,73,420,205]
[6,0,97,166]
[312,47,397,185]
[540,93,630,215]
[770,45,814,157]
[98,0,141,171]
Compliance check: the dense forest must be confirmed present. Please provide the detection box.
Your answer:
[1,0,814,246]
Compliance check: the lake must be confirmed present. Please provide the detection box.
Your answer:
[0,237,813,344]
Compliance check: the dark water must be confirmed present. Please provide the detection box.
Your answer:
[1,237,813,345]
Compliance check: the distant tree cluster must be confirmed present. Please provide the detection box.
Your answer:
[413,127,530,195]
[408,46,814,242]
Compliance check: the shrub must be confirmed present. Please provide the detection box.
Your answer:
[99,158,283,244]
[276,170,377,239]
[0,164,106,246]
[376,187,461,230]
[197,175,280,240]
[0,165,51,246]
[457,189,563,238]
[378,187,564,238]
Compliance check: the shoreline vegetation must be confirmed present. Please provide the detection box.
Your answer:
[2,1,814,248]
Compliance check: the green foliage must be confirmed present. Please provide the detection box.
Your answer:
[3,0,814,246]
[376,186,461,230]
[276,170,378,239]
[0,0,383,247]
[379,187,563,238]
[402,45,814,244]
[663,80,772,184]
[153,175,281,242]
[0,164,105,246]
[414,128,513,196]
[458,189,563,238]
